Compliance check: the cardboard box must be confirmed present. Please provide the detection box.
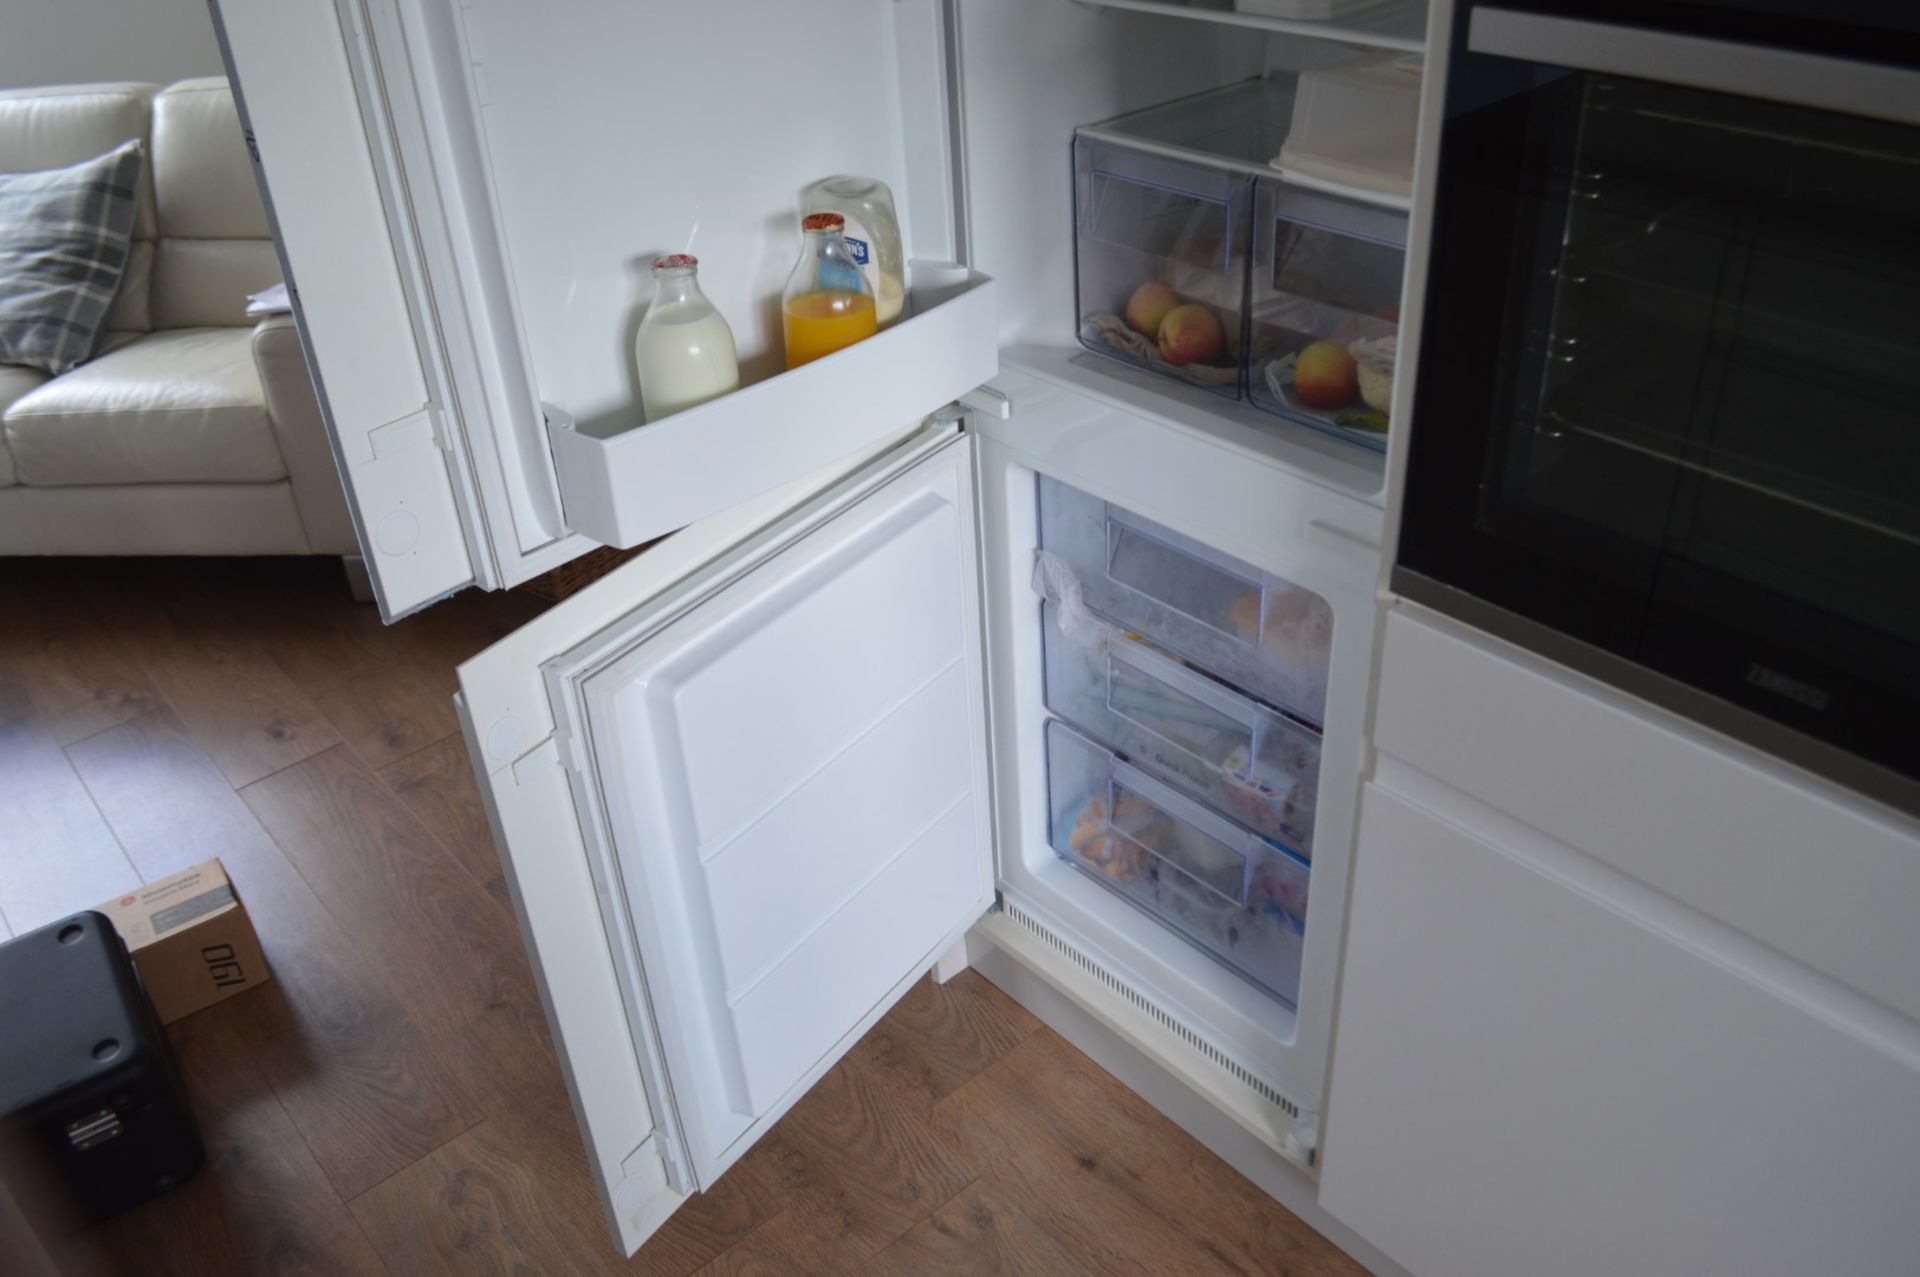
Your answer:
[94,859,270,1024]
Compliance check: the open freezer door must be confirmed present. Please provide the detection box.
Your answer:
[454,426,995,1255]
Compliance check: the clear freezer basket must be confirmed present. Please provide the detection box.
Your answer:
[1036,475,1334,728]
[1041,599,1321,852]
[1046,720,1310,1007]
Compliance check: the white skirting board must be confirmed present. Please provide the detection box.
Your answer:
[962,927,1410,1277]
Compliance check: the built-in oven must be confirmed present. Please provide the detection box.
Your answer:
[1397,0,1920,816]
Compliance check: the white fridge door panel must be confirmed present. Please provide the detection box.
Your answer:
[443,0,923,428]
[456,426,993,1253]
[220,0,1000,601]
[565,434,994,1186]
[454,709,684,1252]
[215,0,480,616]
[1322,778,1920,1277]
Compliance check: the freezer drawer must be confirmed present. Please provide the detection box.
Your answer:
[1045,720,1310,1006]
[1037,475,1334,725]
[1041,600,1320,851]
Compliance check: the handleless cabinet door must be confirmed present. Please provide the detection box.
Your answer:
[1321,775,1920,1277]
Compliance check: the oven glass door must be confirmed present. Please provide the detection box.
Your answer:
[1399,5,1920,810]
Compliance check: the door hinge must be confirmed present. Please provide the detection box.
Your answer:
[510,735,563,786]
[934,383,1011,425]
[367,405,446,462]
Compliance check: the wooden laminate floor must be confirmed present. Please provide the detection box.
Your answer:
[0,556,1364,1276]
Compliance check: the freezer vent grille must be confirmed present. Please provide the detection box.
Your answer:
[1001,900,1299,1119]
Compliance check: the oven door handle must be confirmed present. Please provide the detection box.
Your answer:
[1468,6,1920,127]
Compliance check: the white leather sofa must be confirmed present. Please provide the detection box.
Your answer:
[0,79,354,557]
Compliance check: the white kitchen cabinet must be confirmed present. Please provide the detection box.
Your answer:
[1372,607,1920,1024]
[215,0,1423,1257]
[1320,612,1920,1277]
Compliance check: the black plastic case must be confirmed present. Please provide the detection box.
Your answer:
[0,911,203,1230]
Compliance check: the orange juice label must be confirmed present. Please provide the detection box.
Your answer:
[783,290,877,369]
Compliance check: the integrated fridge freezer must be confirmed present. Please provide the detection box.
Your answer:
[445,364,1382,1255]
[216,0,1406,1255]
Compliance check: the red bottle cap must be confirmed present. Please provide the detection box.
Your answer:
[652,253,698,270]
[801,212,845,231]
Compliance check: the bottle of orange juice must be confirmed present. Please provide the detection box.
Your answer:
[782,212,877,369]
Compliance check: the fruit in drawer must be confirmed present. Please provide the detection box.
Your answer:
[1262,585,1334,670]
[1227,590,1261,641]
[1348,335,1396,415]
[1066,793,1157,883]
[1124,281,1180,338]
[1291,339,1358,409]
[1157,303,1225,366]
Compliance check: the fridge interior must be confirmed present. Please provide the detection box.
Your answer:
[367,0,1423,573]
[361,0,1418,1112]
[970,357,1382,1113]
[1033,471,1330,1009]
[1067,69,1413,456]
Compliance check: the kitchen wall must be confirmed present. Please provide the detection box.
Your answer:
[1,0,224,91]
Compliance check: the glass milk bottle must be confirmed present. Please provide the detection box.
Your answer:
[781,213,877,369]
[634,254,739,421]
[802,175,906,327]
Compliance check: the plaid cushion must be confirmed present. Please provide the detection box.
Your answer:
[0,141,145,375]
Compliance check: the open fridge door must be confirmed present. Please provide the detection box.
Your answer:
[453,426,996,1254]
[213,0,485,616]
[212,0,992,620]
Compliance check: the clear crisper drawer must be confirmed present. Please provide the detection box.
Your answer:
[1072,133,1250,399]
[1036,475,1333,726]
[1041,600,1320,852]
[1247,179,1407,455]
[1046,720,1309,1006]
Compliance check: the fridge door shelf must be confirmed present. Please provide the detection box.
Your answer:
[547,267,996,550]
[1045,719,1310,1007]
[1041,600,1321,850]
[1037,475,1335,726]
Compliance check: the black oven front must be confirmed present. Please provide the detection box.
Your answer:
[1396,0,1920,815]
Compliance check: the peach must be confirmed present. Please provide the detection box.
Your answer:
[1156,303,1224,366]
[1124,281,1180,337]
[1292,339,1358,409]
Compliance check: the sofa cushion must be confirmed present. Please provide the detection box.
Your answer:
[152,79,266,241]
[107,239,154,335]
[153,238,284,330]
[151,79,277,329]
[0,141,147,375]
[0,364,50,487]
[0,84,157,238]
[3,327,286,486]
[0,83,157,335]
